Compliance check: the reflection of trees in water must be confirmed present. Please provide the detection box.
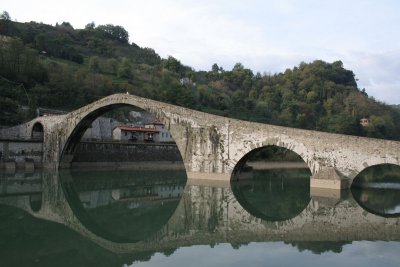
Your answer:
[247,146,303,162]
[353,164,400,184]
[61,170,187,243]
[232,146,306,175]
[69,170,187,191]
[351,188,400,217]
[85,200,180,242]
[351,164,400,217]
[231,168,311,221]
[286,241,351,254]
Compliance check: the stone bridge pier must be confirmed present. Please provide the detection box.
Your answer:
[37,94,400,190]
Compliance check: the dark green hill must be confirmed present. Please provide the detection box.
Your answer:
[0,18,399,140]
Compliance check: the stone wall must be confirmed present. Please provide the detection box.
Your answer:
[0,140,43,169]
[0,124,30,140]
[0,139,183,170]
[72,141,182,163]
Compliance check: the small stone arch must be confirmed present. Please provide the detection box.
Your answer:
[355,161,400,178]
[351,163,400,184]
[31,122,44,141]
[231,143,311,179]
[230,137,313,178]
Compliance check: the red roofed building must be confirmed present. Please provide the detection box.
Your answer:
[112,126,159,142]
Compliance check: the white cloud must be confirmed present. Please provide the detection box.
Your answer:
[343,50,400,104]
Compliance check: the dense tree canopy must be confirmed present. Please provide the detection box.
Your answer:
[95,24,129,43]
[0,19,399,141]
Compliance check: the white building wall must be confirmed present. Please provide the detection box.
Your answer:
[112,128,121,140]
[145,124,174,143]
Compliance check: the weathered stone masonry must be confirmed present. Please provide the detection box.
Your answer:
[27,93,400,189]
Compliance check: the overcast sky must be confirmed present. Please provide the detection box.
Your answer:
[3,0,400,104]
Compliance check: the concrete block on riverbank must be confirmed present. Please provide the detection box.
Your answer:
[310,167,351,189]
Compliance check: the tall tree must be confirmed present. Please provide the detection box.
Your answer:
[117,58,132,79]
[88,56,101,73]
[0,11,10,20]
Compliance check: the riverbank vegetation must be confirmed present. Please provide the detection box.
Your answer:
[1,14,399,140]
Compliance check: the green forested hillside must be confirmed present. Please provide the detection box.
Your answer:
[0,17,399,140]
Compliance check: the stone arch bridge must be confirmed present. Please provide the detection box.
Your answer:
[34,93,400,189]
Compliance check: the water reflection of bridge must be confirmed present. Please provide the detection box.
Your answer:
[0,171,399,255]
[0,171,42,196]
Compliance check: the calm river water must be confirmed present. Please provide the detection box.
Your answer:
[0,165,399,267]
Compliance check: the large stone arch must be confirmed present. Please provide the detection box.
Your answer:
[60,103,131,164]
[54,96,190,169]
[41,94,236,175]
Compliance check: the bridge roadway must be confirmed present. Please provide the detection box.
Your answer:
[23,93,400,189]
[0,172,399,254]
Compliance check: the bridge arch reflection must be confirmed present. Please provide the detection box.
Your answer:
[29,194,42,212]
[230,145,311,221]
[59,169,186,243]
[1,168,400,256]
[351,163,400,218]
